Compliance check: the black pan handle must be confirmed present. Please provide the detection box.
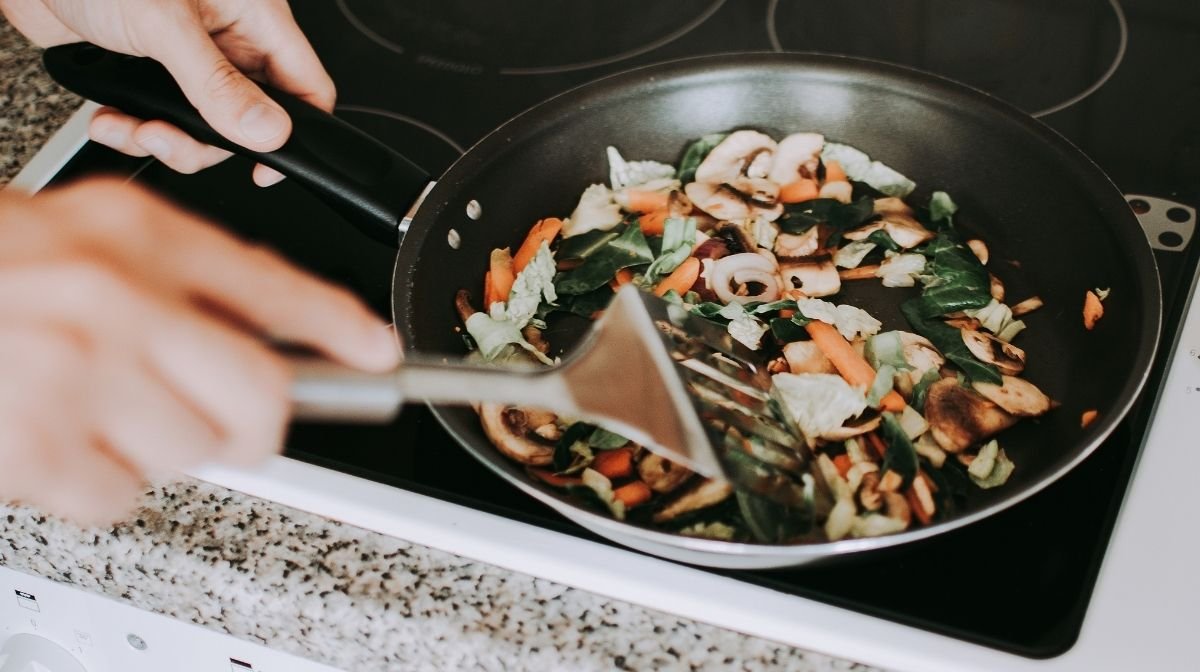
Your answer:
[42,43,430,247]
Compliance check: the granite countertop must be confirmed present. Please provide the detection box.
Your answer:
[0,20,878,672]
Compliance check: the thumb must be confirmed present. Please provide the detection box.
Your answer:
[145,23,292,153]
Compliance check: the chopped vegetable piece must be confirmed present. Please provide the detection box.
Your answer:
[624,189,670,213]
[772,373,869,444]
[639,208,669,235]
[483,270,497,308]
[610,268,635,290]
[823,160,848,184]
[1081,409,1099,428]
[1010,296,1045,317]
[780,178,820,203]
[839,264,882,281]
[880,412,919,484]
[592,446,635,479]
[968,440,1015,489]
[556,223,654,295]
[1084,289,1105,330]
[805,321,905,411]
[676,133,728,184]
[929,191,958,226]
[489,248,515,306]
[612,481,653,508]
[529,468,582,488]
[513,218,563,274]
[832,454,852,478]
[654,256,701,297]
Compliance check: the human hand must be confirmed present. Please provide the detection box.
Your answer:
[0,178,398,523]
[0,0,334,186]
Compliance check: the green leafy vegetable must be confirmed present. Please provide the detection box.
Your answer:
[645,217,698,282]
[900,300,1002,384]
[587,427,629,450]
[557,228,620,260]
[929,190,958,227]
[821,142,916,197]
[769,316,810,342]
[864,331,912,371]
[464,311,554,365]
[735,488,814,544]
[879,412,918,484]
[539,285,614,320]
[777,196,876,243]
[867,365,898,408]
[910,368,942,413]
[677,133,728,184]
[554,224,653,295]
[909,233,992,317]
[553,422,596,473]
[866,229,902,252]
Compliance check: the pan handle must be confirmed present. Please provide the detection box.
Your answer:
[42,43,430,247]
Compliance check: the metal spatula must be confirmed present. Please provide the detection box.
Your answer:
[291,285,809,491]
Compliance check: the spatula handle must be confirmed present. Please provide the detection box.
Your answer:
[289,357,405,423]
[42,43,430,247]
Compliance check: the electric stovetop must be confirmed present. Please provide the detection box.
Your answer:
[43,0,1200,661]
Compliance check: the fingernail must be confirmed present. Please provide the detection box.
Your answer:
[240,103,288,143]
[138,135,171,160]
[257,166,286,187]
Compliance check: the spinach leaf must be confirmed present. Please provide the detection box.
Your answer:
[677,133,728,184]
[866,229,902,252]
[879,412,918,484]
[645,217,697,282]
[909,233,992,317]
[554,224,653,295]
[556,228,620,260]
[539,285,614,320]
[587,427,629,450]
[691,301,730,320]
[921,457,970,519]
[769,315,812,342]
[777,196,877,247]
[901,300,1002,384]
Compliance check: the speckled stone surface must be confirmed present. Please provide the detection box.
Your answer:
[0,18,881,672]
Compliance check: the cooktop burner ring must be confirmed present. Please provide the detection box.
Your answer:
[335,105,466,154]
[765,0,1128,118]
[334,0,728,76]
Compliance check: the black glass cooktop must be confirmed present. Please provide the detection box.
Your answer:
[46,0,1200,660]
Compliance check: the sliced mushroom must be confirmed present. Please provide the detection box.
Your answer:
[778,256,841,297]
[695,130,778,185]
[897,332,945,395]
[924,378,1018,453]
[479,403,556,466]
[972,376,1054,416]
[873,197,914,217]
[685,182,753,221]
[883,491,912,526]
[967,239,990,265]
[637,453,693,494]
[821,413,884,442]
[731,177,781,206]
[652,478,734,523]
[844,213,934,249]
[962,329,1026,375]
[989,273,1006,302]
[782,340,837,375]
[773,227,820,259]
[768,132,824,184]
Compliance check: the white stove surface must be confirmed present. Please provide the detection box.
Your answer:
[12,103,1200,672]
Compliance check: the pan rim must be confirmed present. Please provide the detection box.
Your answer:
[393,51,1163,560]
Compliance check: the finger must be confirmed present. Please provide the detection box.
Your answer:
[91,357,224,476]
[253,164,287,187]
[131,120,233,174]
[249,1,338,111]
[41,437,145,525]
[88,107,150,157]
[139,16,291,153]
[54,182,399,372]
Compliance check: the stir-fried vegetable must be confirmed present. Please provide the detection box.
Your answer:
[456,129,1073,545]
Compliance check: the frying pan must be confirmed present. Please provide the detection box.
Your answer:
[43,45,1161,569]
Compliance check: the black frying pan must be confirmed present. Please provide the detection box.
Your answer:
[43,45,1160,568]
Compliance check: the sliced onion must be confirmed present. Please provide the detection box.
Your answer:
[711,252,781,304]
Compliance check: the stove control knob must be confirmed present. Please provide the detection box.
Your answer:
[0,634,88,672]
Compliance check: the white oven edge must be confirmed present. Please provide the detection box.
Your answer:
[8,105,1198,672]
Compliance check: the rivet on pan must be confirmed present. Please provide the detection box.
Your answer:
[447,228,462,249]
[466,200,483,220]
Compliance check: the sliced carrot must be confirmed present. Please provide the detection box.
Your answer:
[609,268,636,291]
[639,209,669,236]
[779,178,819,204]
[592,446,634,479]
[805,321,905,411]
[613,480,653,508]
[832,454,852,479]
[625,189,670,213]
[838,264,881,281]
[823,160,848,184]
[528,468,581,488]
[654,256,701,297]
[1081,409,1099,428]
[488,248,515,306]
[513,218,563,274]
[779,308,796,319]
[1083,290,1104,330]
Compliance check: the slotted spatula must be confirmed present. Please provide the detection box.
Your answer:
[292,285,809,498]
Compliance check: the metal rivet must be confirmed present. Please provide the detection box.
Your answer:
[447,228,462,250]
[126,633,148,651]
[466,200,482,220]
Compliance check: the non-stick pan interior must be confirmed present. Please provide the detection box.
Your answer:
[393,53,1159,555]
